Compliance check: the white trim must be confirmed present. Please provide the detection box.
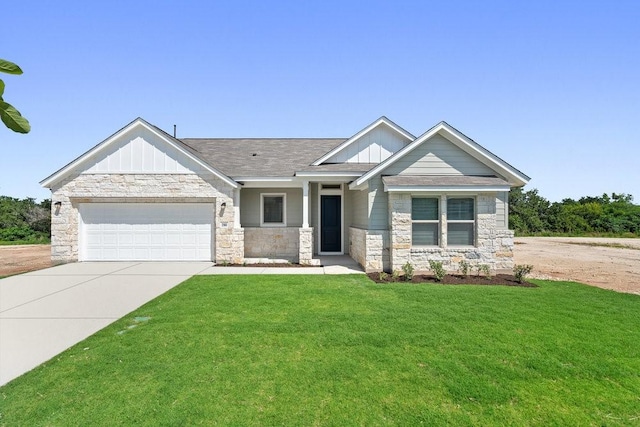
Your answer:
[385,185,511,193]
[350,122,530,190]
[317,183,344,255]
[41,118,239,189]
[234,177,295,182]
[295,171,363,177]
[302,180,309,228]
[312,116,415,166]
[260,193,287,227]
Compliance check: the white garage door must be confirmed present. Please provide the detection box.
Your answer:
[80,203,214,261]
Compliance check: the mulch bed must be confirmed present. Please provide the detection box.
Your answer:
[367,273,537,287]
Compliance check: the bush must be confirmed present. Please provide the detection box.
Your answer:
[402,262,414,281]
[476,264,492,279]
[458,260,470,277]
[513,264,534,283]
[428,260,446,282]
[378,271,388,281]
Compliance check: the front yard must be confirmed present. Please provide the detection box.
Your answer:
[1,275,639,426]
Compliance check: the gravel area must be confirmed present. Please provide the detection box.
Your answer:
[514,237,640,295]
[0,245,52,276]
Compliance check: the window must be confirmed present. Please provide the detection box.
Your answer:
[261,193,286,226]
[411,198,439,246]
[447,198,474,246]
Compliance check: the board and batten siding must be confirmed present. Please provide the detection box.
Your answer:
[83,128,203,174]
[385,134,496,176]
[496,191,508,229]
[240,188,303,227]
[326,124,408,164]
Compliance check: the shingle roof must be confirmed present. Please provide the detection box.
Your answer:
[180,138,346,177]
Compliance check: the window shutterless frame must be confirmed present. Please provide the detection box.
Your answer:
[446,197,475,246]
[260,193,286,226]
[411,197,440,246]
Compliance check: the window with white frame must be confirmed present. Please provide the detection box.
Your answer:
[447,198,475,246]
[411,197,439,246]
[261,193,286,226]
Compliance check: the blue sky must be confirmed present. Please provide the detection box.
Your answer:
[2,0,639,203]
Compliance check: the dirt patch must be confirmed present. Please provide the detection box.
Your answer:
[514,237,640,295]
[0,245,52,276]
[368,272,536,287]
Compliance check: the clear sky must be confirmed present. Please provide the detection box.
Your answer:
[2,0,639,203]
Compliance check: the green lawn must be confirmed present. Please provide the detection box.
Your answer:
[1,275,639,426]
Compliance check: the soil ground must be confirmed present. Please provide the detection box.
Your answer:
[0,245,52,277]
[1,239,639,295]
[514,237,640,295]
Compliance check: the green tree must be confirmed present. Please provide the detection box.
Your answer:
[0,59,30,133]
[508,187,550,234]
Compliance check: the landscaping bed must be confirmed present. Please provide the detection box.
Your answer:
[367,272,537,287]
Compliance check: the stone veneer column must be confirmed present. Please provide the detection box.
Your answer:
[389,192,412,272]
[298,227,317,265]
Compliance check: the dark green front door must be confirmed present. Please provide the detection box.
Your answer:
[321,195,341,252]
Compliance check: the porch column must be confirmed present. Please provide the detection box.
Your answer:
[302,180,309,228]
[234,188,241,228]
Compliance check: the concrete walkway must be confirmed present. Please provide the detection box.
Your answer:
[0,257,364,386]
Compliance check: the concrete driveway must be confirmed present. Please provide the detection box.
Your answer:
[0,262,211,386]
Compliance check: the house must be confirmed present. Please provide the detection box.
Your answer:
[41,117,529,272]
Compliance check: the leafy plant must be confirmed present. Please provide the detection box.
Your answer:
[514,264,534,283]
[391,270,401,281]
[378,271,388,281]
[402,262,414,281]
[428,260,446,282]
[476,264,492,279]
[458,260,470,277]
[0,59,30,133]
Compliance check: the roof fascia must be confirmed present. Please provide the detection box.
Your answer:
[295,171,363,178]
[351,122,530,190]
[41,118,238,189]
[311,116,415,166]
[384,184,512,192]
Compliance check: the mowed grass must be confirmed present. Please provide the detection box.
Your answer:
[1,276,639,426]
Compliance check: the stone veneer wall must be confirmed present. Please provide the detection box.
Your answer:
[50,173,243,263]
[388,193,515,272]
[244,227,299,261]
[349,227,390,272]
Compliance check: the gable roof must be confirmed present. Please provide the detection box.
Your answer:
[40,118,239,189]
[349,121,530,190]
[311,116,415,166]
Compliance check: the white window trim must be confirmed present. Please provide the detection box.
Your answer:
[260,193,286,227]
[446,196,476,247]
[411,197,440,247]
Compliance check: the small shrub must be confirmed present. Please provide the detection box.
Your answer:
[392,270,401,281]
[428,260,446,282]
[476,264,492,279]
[513,264,534,283]
[378,271,388,281]
[458,260,470,277]
[402,262,414,281]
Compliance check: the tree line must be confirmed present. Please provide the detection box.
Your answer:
[0,196,50,243]
[509,188,640,236]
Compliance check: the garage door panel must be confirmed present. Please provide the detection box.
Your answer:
[80,203,214,261]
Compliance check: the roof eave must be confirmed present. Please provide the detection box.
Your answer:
[41,118,239,189]
[311,116,415,166]
[384,184,512,193]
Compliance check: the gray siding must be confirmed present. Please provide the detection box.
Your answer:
[496,191,508,229]
[385,134,496,176]
[350,187,368,229]
[368,177,388,230]
[240,188,303,227]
